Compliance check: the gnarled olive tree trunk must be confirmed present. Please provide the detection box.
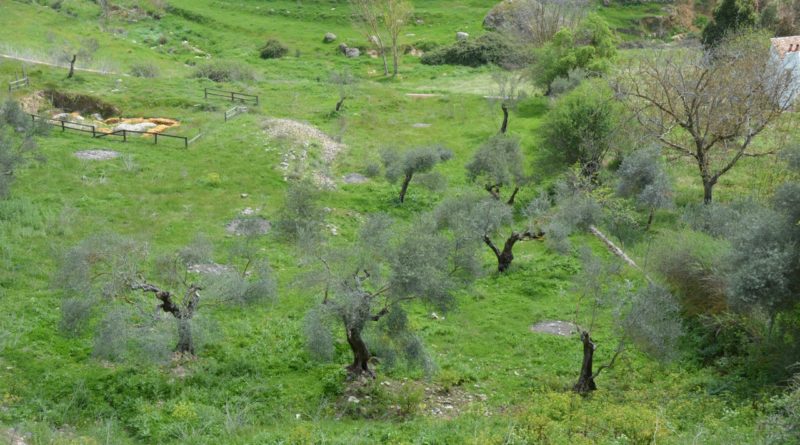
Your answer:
[346,325,373,377]
[134,283,201,355]
[573,331,597,394]
[483,230,542,273]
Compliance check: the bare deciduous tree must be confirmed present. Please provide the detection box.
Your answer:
[490,0,589,46]
[383,0,412,77]
[350,0,390,76]
[616,33,797,203]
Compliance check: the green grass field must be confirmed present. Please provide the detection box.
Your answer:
[0,1,792,443]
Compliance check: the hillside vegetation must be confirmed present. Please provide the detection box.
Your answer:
[0,0,798,444]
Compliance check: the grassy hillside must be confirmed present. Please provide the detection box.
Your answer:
[0,1,793,444]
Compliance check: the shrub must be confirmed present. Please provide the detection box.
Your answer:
[420,32,529,68]
[531,14,616,90]
[191,61,256,82]
[650,231,729,315]
[129,63,160,78]
[541,79,621,178]
[259,39,289,59]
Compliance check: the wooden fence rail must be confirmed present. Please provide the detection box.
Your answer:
[8,77,29,93]
[224,105,248,122]
[8,66,29,93]
[204,87,259,105]
[29,114,193,148]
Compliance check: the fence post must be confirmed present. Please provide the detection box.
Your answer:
[154,133,159,145]
[61,120,65,132]
[231,92,235,102]
[255,95,259,106]
[92,125,96,137]
[184,137,188,149]
[204,88,208,100]
[30,114,35,124]
[123,130,127,142]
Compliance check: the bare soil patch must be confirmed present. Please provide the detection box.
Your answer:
[530,320,581,336]
[337,377,489,420]
[74,149,120,160]
[342,173,368,184]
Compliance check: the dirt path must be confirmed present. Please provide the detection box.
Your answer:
[0,54,117,75]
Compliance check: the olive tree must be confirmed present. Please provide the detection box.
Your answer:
[303,214,478,377]
[434,194,544,273]
[382,145,452,203]
[466,134,526,204]
[616,146,674,229]
[1,100,44,199]
[570,250,683,394]
[490,70,527,134]
[57,233,276,359]
[725,194,800,327]
[616,32,797,203]
[330,69,357,113]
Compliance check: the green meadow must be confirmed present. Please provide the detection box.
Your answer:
[0,0,796,443]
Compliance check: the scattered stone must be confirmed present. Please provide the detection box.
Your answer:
[530,320,581,337]
[345,47,361,58]
[412,123,431,128]
[416,19,424,25]
[91,113,104,121]
[241,193,249,198]
[405,93,443,99]
[74,149,120,160]
[323,32,337,43]
[366,49,379,58]
[188,262,232,275]
[338,43,349,55]
[226,216,271,236]
[342,173,368,184]
[3,428,28,445]
[347,396,360,404]
[52,112,71,121]
[326,223,339,236]
[369,35,380,46]
[456,31,469,41]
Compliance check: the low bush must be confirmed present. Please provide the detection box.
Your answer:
[191,61,256,82]
[259,39,289,59]
[129,63,160,78]
[420,33,528,68]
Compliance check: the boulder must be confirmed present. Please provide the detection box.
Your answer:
[484,0,522,31]
[456,31,469,41]
[345,47,361,58]
[323,32,337,43]
[338,43,349,55]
